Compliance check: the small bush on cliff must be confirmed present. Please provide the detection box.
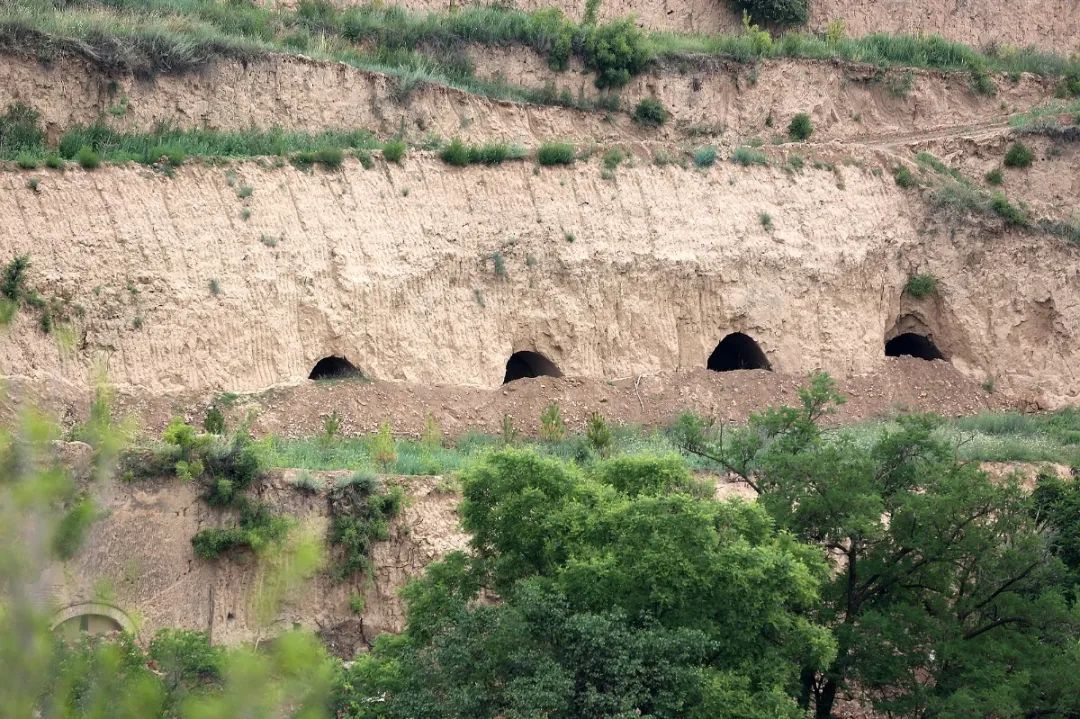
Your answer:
[693,146,718,167]
[633,97,669,127]
[985,167,1004,185]
[904,273,938,298]
[76,146,100,170]
[893,164,916,188]
[787,112,813,141]
[537,141,575,166]
[1004,141,1034,168]
[382,138,407,164]
[579,18,651,89]
[327,473,405,579]
[0,103,45,156]
[734,0,809,26]
[732,145,768,166]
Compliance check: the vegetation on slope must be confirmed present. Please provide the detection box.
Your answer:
[6,376,1080,717]
[2,0,1078,110]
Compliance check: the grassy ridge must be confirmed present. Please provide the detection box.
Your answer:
[246,409,1080,476]
[3,0,1078,106]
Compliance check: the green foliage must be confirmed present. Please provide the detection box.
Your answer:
[52,497,97,560]
[735,0,810,26]
[632,97,668,126]
[76,146,100,169]
[1004,140,1034,168]
[904,272,938,298]
[191,500,290,559]
[202,406,226,435]
[369,422,397,471]
[439,137,470,166]
[2,254,30,301]
[731,145,767,166]
[323,410,342,441]
[787,112,813,140]
[382,138,407,164]
[344,448,834,716]
[601,146,625,171]
[579,18,651,89]
[585,412,613,457]
[893,164,916,188]
[758,211,773,231]
[990,190,1028,225]
[539,402,566,442]
[679,373,1080,719]
[0,103,45,155]
[693,145,718,167]
[537,141,575,166]
[328,473,405,580]
[148,628,224,692]
[985,166,1004,185]
[16,152,40,169]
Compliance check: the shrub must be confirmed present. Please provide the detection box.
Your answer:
[382,138,407,164]
[369,422,397,471]
[15,152,39,170]
[580,19,651,89]
[537,142,575,166]
[904,273,938,298]
[76,146,100,170]
[893,165,916,188]
[440,138,470,166]
[985,167,1004,185]
[470,142,511,164]
[990,192,1027,225]
[787,112,814,141]
[601,147,625,171]
[759,211,774,231]
[539,402,566,442]
[328,476,404,579]
[693,146,718,167]
[315,146,344,169]
[585,412,613,457]
[2,254,30,301]
[0,103,45,155]
[632,97,668,127]
[236,184,253,199]
[1003,141,1034,168]
[44,154,63,169]
[203,406,226,435]
[148,144,185,167]
[732,146,768,166]
[736,0,809,26]
[52,497,97,560]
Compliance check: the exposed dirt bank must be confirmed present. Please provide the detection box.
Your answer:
[43,471,467,651]
[0,52,1057,149]
[0,155,1077,406]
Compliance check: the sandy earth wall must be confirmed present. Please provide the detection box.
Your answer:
[0,156,1077,406]
[0,53,1057,149]
[261,0,1080,55]
[41,469,467,652]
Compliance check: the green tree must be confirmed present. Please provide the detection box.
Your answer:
[678,373,1080,718]
[338,449,835,718]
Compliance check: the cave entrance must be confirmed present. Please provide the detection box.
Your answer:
[309,356,363,381]
[707,332,771,372]
[885,333,944,361]
[503,351,562,384]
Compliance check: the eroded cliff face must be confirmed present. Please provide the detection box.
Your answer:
[41,471,467,652]
[0,54,1057,149]
[1,155,1077,406]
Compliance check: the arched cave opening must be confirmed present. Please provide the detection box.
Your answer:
[885,333,944,361]
[707,332,772,372]
[309,356,363,381]
[503,351,563,384]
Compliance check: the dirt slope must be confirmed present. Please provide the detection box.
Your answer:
[0,53,1057,149]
